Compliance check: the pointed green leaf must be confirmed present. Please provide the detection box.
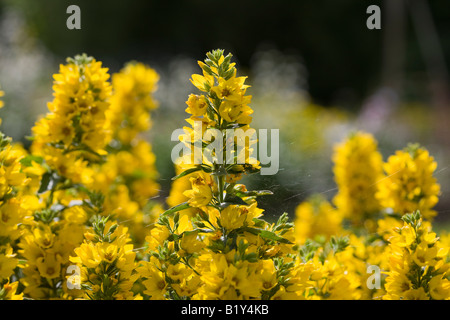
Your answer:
[223,194,249,206]
[20,155,44,167]
[171,167,202,181]
[161,202,191,217]
[241,227,292,244]
[258,230,292,244]
[37,172,52,194]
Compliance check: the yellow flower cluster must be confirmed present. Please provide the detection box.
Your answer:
[108,62,159,144]
[384,211,450,299]
[294,194,343,244]
[69,217,139,300]
[0,135,31,300]
[31,54,112,185]
[0,50,448,301]
[89,62,162,246]
[178,49,259,182]
[294,132,441,243]
[377,144,440,220]
[1,54,161,300]
[136,50,291,300]
[332,132,384,228]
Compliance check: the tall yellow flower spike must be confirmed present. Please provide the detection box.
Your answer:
[332,131,384,229]
[384,211,450,300]
[376,144,440,220]
[141,49,296,300]
[31,54,112,184]
[0,51,448,302]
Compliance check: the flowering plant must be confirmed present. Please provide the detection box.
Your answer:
[0,50,448,300]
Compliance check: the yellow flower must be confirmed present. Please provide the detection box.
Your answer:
[35,253,63,279]
[108,62,159,144]
[376,145,440,220]
[428,276,450,300]
[0,249,17,280]
[115,244,136,273]
[1,281,23,300]
[412,242,438,267]
[260,260,278,291]
[166,263,190,282]
[210,75,249,102]
[0,200,26,233]
[233,262,263,298]
[384,212,450,300]
[180,230,206,255]
[46,114,76,145]
[172,274,202,298]
[71,242,102,269]
[294,194,343,244]
[218,97,253,124]
[138,261,167,300]
[33,225,55,249]
[271,285,304,300]
[18,234,45,264]
[384,272,412,298]
[62,206,88,224]
[58,223,85,249]
[190,72,214,93]
[31,54,113,178]
[185,94,208,117]
[220,203,263,231]
[98,243,119,264]
[183,184,213,208]
[403,288,429,300]
[388,224,416,248]
[145,223,170,252]
[332,132,383,228]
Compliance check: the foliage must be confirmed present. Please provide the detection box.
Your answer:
[0,50,448,300]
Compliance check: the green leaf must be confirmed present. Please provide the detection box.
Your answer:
[161,202,191,217]
[204,58,215,67]
[206,104,218,121]
[206,52,217,64]
[171,167,202,181]
[181,230,200,238]
[329,236,350,253]
[201,63,214,76]
[245,252,258,263]
[235,189,274,198]
[189,228,214,234]
[37,172,52,194]
[225,123,248,129]
[20,155,44,167]
[241,227,292,244]
[200,164,213,173]
[223,194,248,206]
[0,132,12,150]
[252,218,267,228]
[258,230,292,244]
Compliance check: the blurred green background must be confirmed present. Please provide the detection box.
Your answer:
[0,0,449,226]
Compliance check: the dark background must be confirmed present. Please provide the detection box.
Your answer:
[3,0,431,106]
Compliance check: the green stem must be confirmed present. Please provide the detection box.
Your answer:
[182,256,200,276]
[217,173,224,204]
